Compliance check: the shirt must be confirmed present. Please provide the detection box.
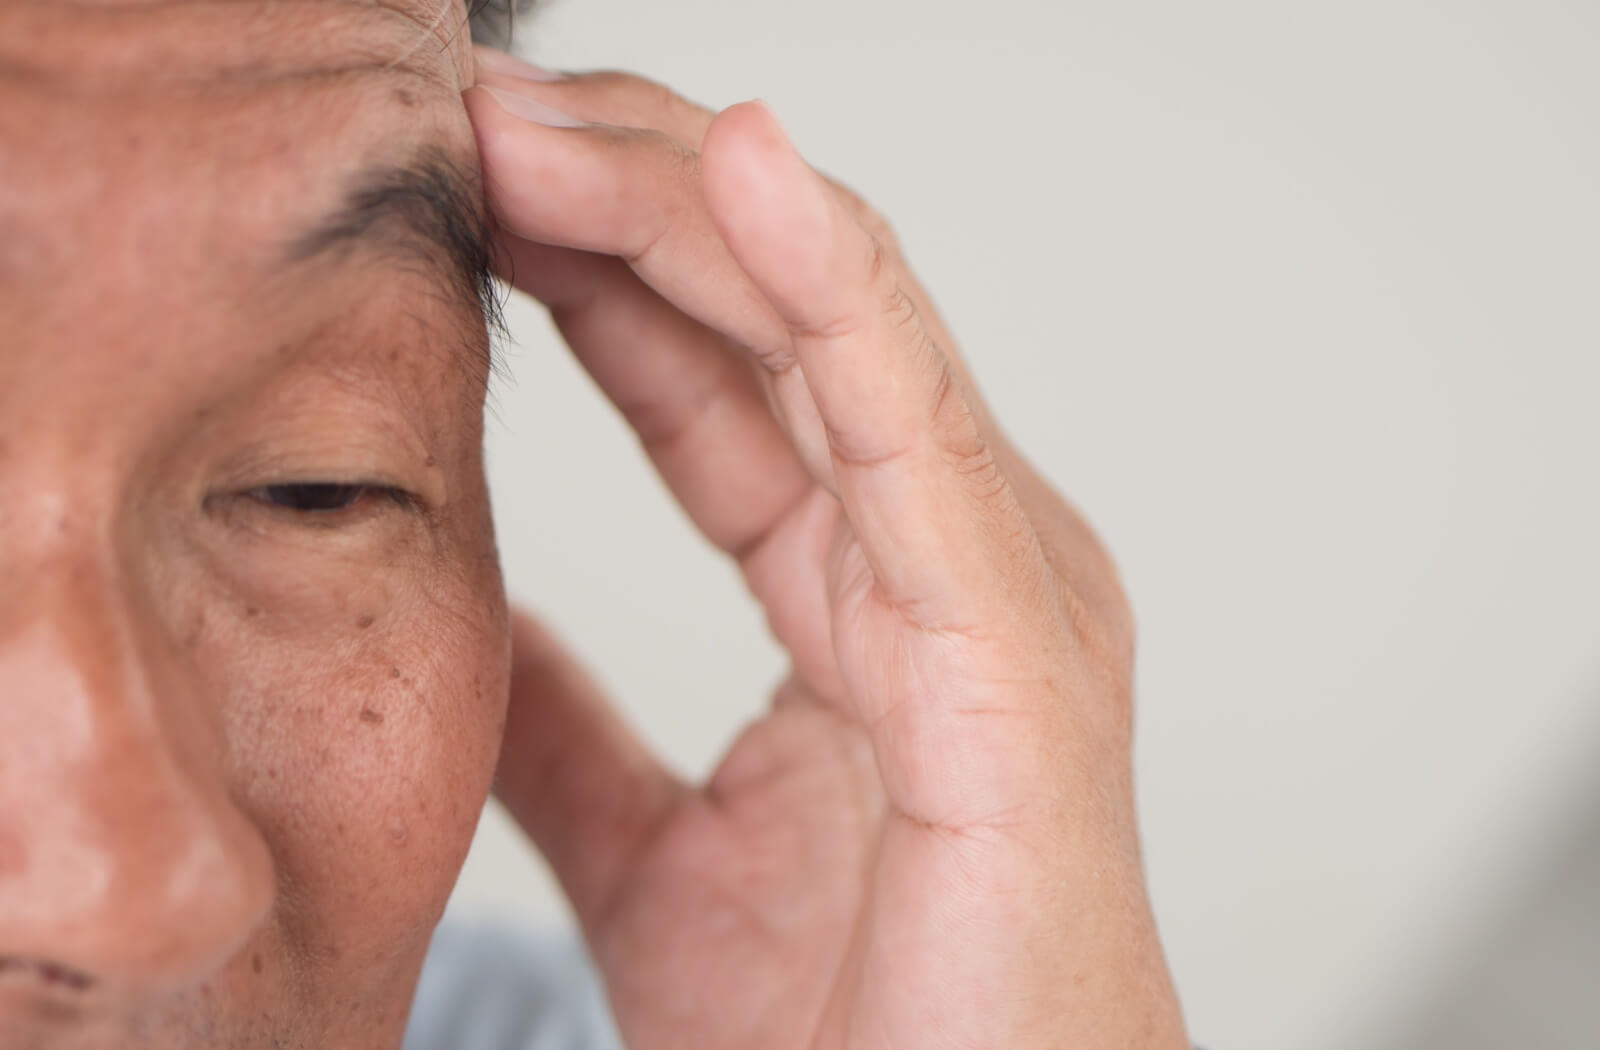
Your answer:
[404,922,623,1050]
[404,922,1204,1050]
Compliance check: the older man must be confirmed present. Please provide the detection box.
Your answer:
[0,1,1189,1047]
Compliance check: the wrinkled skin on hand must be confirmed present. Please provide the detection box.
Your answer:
[470,50,1189,1050]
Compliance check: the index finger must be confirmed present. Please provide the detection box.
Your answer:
[465,82,792,372]
[468,60,993,425]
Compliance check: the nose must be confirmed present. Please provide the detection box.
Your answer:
[0,548,275,997]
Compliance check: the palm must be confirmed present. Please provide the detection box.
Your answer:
[567,486,1025,1050]
[593,691,879,1050]
[588,484,874,1044]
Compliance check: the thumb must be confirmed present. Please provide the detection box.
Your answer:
[495,610,683,931]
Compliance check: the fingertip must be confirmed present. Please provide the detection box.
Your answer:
[459,85,572,243]
[461,82,579,171]
[461,81,508,131]
[705,99,790,157]
[461,84,519,179]
[703,100,815,215]
[703,101,841,325]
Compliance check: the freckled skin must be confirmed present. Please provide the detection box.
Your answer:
[0,3,507,1049]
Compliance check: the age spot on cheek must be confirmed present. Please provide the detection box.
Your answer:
[359,707,384,725]
[251,953,263,975]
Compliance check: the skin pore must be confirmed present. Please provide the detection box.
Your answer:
[0,2,508,1047]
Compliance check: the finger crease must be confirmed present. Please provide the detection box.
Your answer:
[789,313,866,343]
[730,482,816,566]
[621,215,673,268]
[824,419,916,472]
[628,365,740,450]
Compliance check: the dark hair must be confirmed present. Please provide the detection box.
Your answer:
[468,0,539,46]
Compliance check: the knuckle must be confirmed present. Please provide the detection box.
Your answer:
[638,73,682,106]
[885,286,992,476]
[863,232,895,290]
[906,310,966,429]
[618,133,698,264]
[792,235,909,344]
[639,76,701,123]
[881,280,921,338]
[747,342,798,375]
[582,69,672,106]
[942,419,998,488]
[621,213,670,267]
[790,312,864,343]
[828,177,903,256]
[564,69,645,114]
[821,417,914,471]
[664,135,703,181]
[862,209,903,259]
[1058,576,1137,700]
[955,451,1012,519]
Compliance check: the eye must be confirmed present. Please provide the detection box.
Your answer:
[249,483,406,515]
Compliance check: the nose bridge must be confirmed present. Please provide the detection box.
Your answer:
[0,529,274,992]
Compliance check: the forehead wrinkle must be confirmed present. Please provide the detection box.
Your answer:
[382,0,474,73]
[0,0,471,94]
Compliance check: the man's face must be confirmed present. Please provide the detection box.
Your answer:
[0,2,509,1046]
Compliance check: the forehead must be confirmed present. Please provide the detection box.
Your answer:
[0,0,476,299]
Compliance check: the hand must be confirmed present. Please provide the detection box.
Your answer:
[465,51,1188,1050]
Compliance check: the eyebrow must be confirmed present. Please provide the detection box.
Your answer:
[287,146,506,363]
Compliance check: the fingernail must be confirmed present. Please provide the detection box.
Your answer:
[474,47,566,83]
[480,85,586,128]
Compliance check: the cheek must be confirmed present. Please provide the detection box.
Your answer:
[211,560,510,976]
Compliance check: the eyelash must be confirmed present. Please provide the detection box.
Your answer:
[247,482,414,519]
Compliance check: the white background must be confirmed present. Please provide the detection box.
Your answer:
[445,2,1600,1048]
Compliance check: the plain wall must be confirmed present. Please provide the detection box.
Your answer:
[443,3,1600,1048]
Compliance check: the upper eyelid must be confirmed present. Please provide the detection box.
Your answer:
[255,482,367,511]
[202,415,450,513]
[203,483,419,531]
[248,481,415,506]
[194,356,456,505]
